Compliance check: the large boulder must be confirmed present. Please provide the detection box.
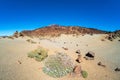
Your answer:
[84,51,95,60]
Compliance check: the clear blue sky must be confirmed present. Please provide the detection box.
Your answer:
[0,0,120,36]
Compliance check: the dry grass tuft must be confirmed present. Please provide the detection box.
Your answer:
[28,47,48,62]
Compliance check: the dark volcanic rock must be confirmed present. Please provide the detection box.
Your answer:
[84,51,95,60]
[115,67,120,72]
[76,49,81,54]
[76,54,82,63]
[97,62,106,67]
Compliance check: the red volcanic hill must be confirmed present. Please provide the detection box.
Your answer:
[19,24,107,37]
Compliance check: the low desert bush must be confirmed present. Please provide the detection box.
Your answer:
[81,70,88,78]
[26,39,31,42]
[8,36,14,39]
[31,41,37,44]
[101,39,105,41]
[26,39,37,44]
[28,48,48,62]
[43,52,75,78]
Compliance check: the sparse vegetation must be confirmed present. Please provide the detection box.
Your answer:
[90,33,93,36]
[101,39,105,41]
[26,39,37,44]
[2,36,8,38]
[31,40,37,44]
[28,48,48,62]
[26,39,31,42]
[108,36,113,41]
[8,36,14,39]
[81,70,88,78]
[42,52,75,78]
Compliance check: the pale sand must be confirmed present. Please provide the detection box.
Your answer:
[0,34,120,80]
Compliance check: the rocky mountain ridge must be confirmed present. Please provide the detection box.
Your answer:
[13,24,120,41]
[19,25,107,37]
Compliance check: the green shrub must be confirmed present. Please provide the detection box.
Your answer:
[28,48,48,62]
[28,51,36,58]
[42,52,75,78]
[26,39,31,42]
[81,70,88,78]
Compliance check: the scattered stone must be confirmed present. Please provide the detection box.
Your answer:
[114,67,120,72]
[73,65,81,74]
[76,49,81,54]
[18,60,22,64]
[64,42,66,44]
[97,62,106,67]
[84,51,95,60]
[105,75,108,77]
[101,39,105,41]
[62,47,68,50]
[76,55,82,63]
[76,44,78,46]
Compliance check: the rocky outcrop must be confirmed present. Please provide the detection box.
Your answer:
[105,30,120,41]
[13,31,24,38]
[13,31,19,38]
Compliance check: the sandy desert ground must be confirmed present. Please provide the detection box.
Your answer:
[0,34,120,80]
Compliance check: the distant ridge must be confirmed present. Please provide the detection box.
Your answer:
[20,24,107,37]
